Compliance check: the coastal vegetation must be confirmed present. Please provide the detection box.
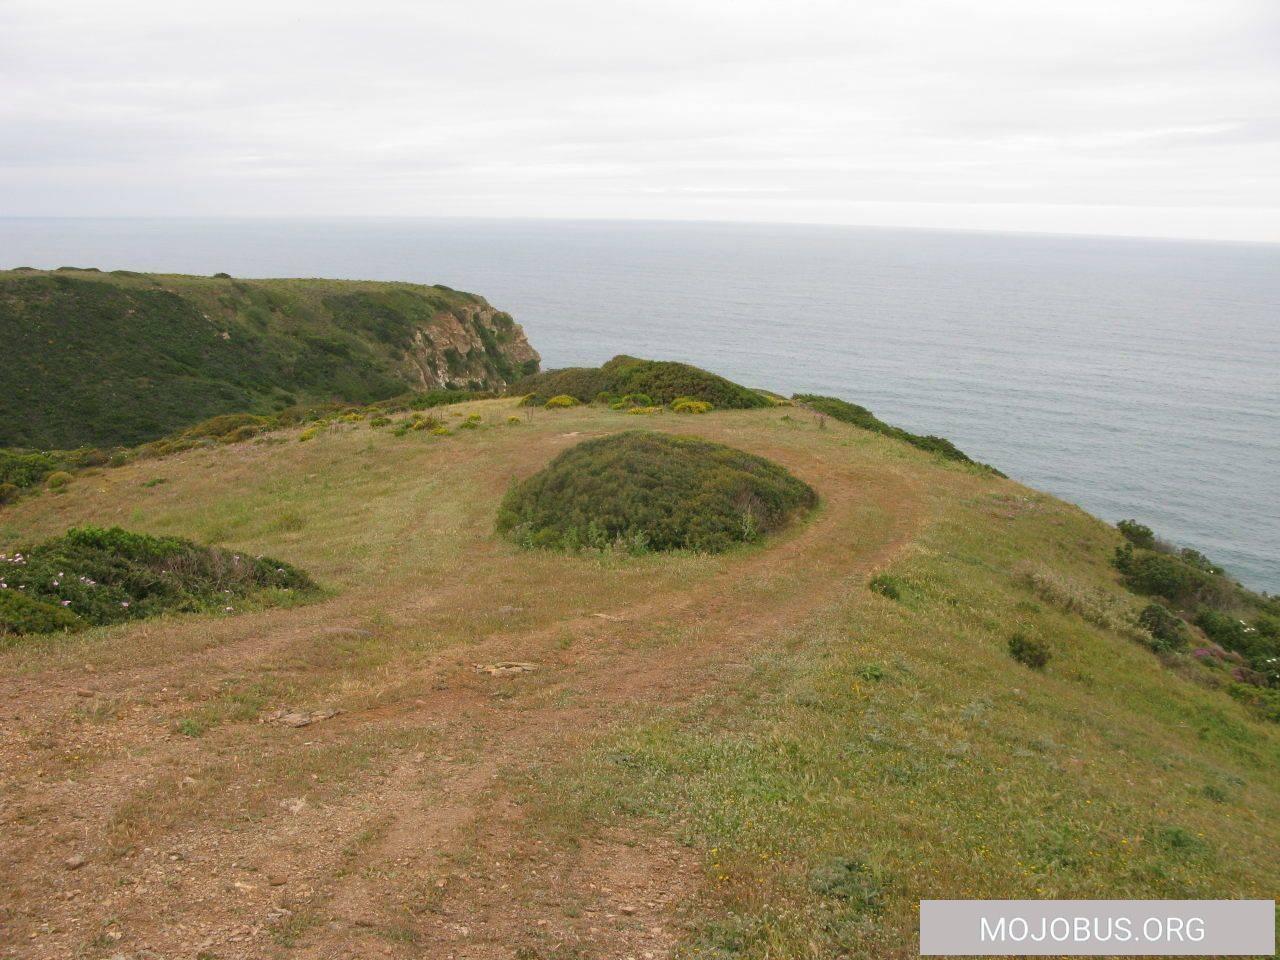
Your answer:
[0,268,538,449]
[513,354,770,409]
[793,392,1003,474]
[496,431,816,552]
[0,525,316,638]
[1112,519,1279,699]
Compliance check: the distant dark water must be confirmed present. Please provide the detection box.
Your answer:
[2,217,1277,592]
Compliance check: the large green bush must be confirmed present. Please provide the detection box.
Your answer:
[0,526,317,637]
[496,431,816,553]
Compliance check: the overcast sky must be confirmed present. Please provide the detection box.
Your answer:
[2,0,1278,241]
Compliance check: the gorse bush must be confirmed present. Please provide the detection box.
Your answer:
[512,356,769,409]
[0,525,317,638]
[792,394,1002,475]
[671,397,713,414]
[45,471,72,489]
[544,394,579,409]
[496,431,816,553]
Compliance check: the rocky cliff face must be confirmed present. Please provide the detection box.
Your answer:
[398,301,540,391]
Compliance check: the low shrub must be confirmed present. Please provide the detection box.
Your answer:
[507,416,522,425]
[369,415,391,427]
[298,426,319,442]
[0,590,85,636]
[671,397,713,414]
[1009,631,1051,669]
[220,424,262,444]
[513,368,612,406]
[181,413,270,441]
[0,449,71,488]
[0,482,17,504]
[544,395,580,409]
[0,525,317,637]
[626,406,663,415]
[45,471,73,489]
[1196,610,1278,668]
[1138,602,1189,652]
[496,431,816,553]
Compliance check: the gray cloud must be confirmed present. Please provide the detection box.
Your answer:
[2,0,1277,240]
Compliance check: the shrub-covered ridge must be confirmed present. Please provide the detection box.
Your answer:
[0,269,539,448]
[496,431,816,553]
[0,526,317,637]
[512,355,770,410]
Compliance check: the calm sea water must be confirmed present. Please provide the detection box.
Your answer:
[2,217,1277,592]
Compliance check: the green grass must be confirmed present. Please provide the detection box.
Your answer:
[0,269,538,448]
[1,394,1276,957]
[512,475,1279,958]
[794,393,1002,474]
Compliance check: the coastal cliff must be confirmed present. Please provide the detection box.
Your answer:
[0,268,539,448]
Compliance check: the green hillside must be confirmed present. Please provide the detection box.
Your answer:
[0,268,539,449]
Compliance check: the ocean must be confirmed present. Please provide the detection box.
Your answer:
[1,217,1276,592]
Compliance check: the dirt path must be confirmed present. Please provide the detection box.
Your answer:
[1,429,929,959]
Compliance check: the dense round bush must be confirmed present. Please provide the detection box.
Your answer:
[45,471,72,489]
[544,394,579,409]
[496,431,816,553]
[0,482,18,505]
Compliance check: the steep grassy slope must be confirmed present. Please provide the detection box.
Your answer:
[0,268,539,448]
[0,400,1276,958]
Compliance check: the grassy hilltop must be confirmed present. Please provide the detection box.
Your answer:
[1,378,1276,958]
[0,268,539,449]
